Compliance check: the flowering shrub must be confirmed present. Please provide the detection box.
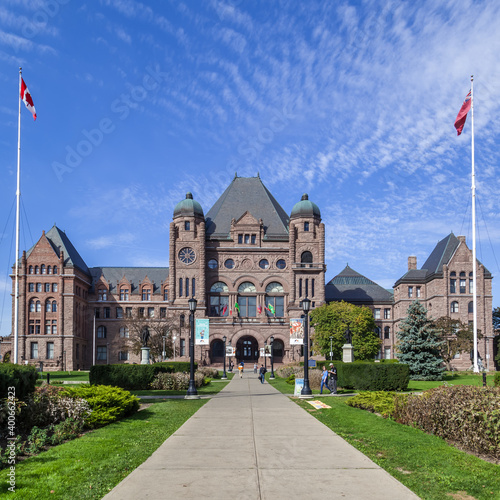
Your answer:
[151,371,205,390]
[197,367,220,379]
[275,366,323,389]
[393,385,500,459]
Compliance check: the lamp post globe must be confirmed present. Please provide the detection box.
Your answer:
[269,335,275,379]
[222,335,227,379]
[186,298,199,398]
[300,298,312,397]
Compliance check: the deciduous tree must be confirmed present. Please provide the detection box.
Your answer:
[309,301,381,360]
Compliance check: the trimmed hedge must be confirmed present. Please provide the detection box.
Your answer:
[494,371,500,387]
[300,361,408,391]
[0,364,38,400]
[89,362,196,390]
[338,363,409,391]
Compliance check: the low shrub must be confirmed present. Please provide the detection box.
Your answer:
[197,367,220,379]
[285,374,296,385]
[346,391,396,417]
[90,362,196,390]
[393,385,500,459]
[494,372,500,387]
[0,364,37,400]
[150,372,204,390]
[61,385,139,428]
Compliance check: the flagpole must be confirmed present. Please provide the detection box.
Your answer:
[471,75,478,373]
[14,67,22,365]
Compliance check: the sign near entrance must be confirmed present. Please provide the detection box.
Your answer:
[290,318,304,345]
[294,378,304,396]
[195,319,209,345]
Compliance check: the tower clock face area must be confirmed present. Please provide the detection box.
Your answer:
[178,247,196,265]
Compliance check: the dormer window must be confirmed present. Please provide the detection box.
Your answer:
[98,289,107,301]
[120,288,129,301]
[142,288,151,301]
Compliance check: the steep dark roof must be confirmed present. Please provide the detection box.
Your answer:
[421,233,460,275]
[326,265,394,303]
[89,267,169,294]
[25,225,90,275]
[205,176,289,240]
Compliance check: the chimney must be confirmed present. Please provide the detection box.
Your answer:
[458,235,466,244]
[408,256,417,270]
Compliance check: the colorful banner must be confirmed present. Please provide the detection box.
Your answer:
[290,318,304,345]
[225,346,235,356]
[294,378,304,396]
[195,318,209,345]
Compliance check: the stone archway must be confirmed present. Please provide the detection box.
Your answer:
[235,335,259,362]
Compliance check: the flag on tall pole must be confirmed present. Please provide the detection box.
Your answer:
[454,90,471,135]
[20,77,37,120]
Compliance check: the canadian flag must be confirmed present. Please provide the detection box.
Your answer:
[20,78,37,120]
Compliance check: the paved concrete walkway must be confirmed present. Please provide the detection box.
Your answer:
[104,373,419,500]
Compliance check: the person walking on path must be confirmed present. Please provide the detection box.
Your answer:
[259,364,267,383]
[328,363,337,394]
[253,362,258,374]
[238,363,243,378]
[320,365,332,394]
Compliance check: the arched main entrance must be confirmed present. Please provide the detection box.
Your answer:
[236,335,259,362]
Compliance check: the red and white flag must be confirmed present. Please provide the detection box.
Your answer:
[20,77,37,120]
[454,90,471,136]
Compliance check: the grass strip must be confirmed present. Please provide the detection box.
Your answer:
[0,399,206,499]
[268,376,500,500]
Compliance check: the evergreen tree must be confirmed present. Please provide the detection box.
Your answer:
[396,300,444,380]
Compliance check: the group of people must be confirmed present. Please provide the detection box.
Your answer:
[320,364,338,394]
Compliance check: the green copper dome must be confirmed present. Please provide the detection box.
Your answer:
[290,194,321,219]
[173,192,204,218]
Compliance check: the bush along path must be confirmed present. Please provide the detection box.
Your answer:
[0,399,206,499]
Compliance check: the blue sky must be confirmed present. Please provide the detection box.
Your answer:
[0,0,499,337]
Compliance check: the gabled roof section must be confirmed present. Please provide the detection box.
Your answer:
[89,267,169,294]
[326,265,394,303]
[26,225,90,275]
[205,175,289,240]
[421,233,460,276]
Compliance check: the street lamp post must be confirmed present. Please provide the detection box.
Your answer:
[162,336,167,361]
[222,336,227,379]
[300,298,312,397]
[269,335,275,379]
[264,342,267,372]
[173,336,177,361]
[186,298,199,399]
[329,336,333,360]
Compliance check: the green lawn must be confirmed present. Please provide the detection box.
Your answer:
[407,371,496,391]
[38,371,90,382]
[267,375,500,500]
[0,399,206,499]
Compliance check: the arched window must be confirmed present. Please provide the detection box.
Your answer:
[36,300,41,312]
[97,326,107,338]
[29,265,33,274]
[301,251,313,264]
[209,282,229,317]
[272,339,284,358]
[450,301,459,313]
[238,282,256,293]
[237,281,256,317]
[41,265,46,274]
[29,299,36,312]
[120,288,129,301]
[35,266,40,274]
[98,289,107,301]
[265,282,284,317]
[52,301,57,312]
[47,266,52,274]
[468,301,473,314]
[375,326,381,337]
[384,326,390,339]
[46,300,52,313]
[119,327,129,338]
[180,314,185,328]
[53,266,58,274]
[211,339,224,358]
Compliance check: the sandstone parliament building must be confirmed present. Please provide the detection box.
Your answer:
[5,175,495,371]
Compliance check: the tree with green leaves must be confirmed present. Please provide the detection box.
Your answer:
[309,301,381,361]
[433,317,481,370]
[396,301,444,380]
[493,307,500,331]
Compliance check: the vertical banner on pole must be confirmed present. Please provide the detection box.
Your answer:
[290,318,304,345]
[195,318,209,345]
